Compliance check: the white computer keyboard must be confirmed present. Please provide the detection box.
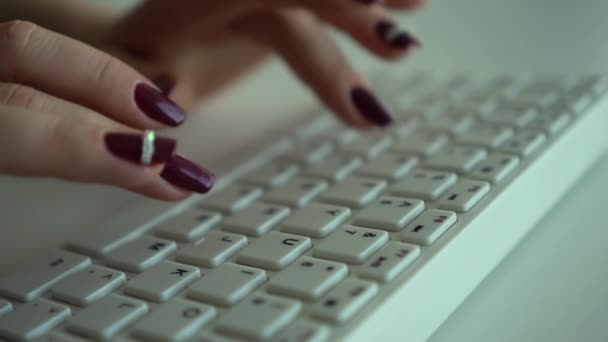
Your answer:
[1,71,608,342]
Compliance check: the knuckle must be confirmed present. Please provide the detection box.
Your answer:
[0,83,39,109]
[0,20,39,80]
[91,52,121,87]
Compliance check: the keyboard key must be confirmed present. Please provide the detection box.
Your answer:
[339,134,394,159]
[0,300,11,317]
[0,250,90,302]
[392,130,448,157]
[390,119,420,139]
[284,140,334,165]
[154,209,222,242]
[356,153,418,181]
[125,261,200,302]
[132,298,215,342]
[216,293,301,341]
[189,263,266,306]
[304,155,362,182]
[244,161,301,188]
[354,196,425,232]
[311,278,378,324]
[499,130,547,157]
[438,179,491,212]
[424,113,475,135]
[401,209,458,245]
[268,256,348,301]
[281,203,351,238]
[359,242,421,283]
[271,320,331,342]
[49,331,93,342]
[198,332,239,342]
[0,298,70,341]
[199,185,263,214]
[457,124,514,148]
[223,203,291,237]
[238,232,311,271]
[68,294,148,341]
[176,231,248,268]
[320,176,387,209]
[391,169,457,200]
[314,226,388,264]
[528,109,571,136]
[425,145,487,173]
[264,177,328,208]
[482,108,539,128]
[52,265,126,306]
[106,236,176,273]
[470,153,520,183]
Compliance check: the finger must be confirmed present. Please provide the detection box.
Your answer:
[0,83,215,200]
[0,20,186,128]
[235,10,395,128]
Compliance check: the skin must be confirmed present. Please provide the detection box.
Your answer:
[0,0,425,200]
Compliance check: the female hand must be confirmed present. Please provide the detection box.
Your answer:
[0,21,214,201]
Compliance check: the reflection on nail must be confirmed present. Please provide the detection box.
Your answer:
[105,131,176,165]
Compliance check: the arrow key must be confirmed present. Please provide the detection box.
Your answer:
[52,265,126,306]
[125,261,200,302]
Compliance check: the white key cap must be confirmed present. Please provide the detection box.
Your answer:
[244,161,301,188]
[223,203,291,237]
[482,108,538,128]
[401,209,458,245]
[199,185,263,214]
[154,209,222,242]
[49,331,91,342]
[425,113,475,135]
[132,299,215,342]
[354,196,425,232]
[425,145,487,173]
[281,203,350,238]
[0,250,90,302]
[359,242,421,283]
[0,298,70,341]
[320,176,387,209]
[438,179,491,212]
[499,130,547,157]
[52,265,126,306]
[125,261,200,302]
[304,156,362,182]
[356,153,418,181]
[470,153,520,183]
[340,134,393,159]
[176,231,247,268]
[528,110,571,136]
[238,232,311,271]
[271,320,331,342]
[392,130,448,156]
[284,141,334,165]
[106,236,176,273]
[264,177,328,208]
[314,226,388,264]
[216,293,301,341]
[390,119,420,139]
[311,278,378,324]
[198,332,240,342]
[391,169,457,200]
[68,294,148,341]
[0,300,11,317]
[457,124,514,148]
[188,263,266,306]
[268,256,348,301]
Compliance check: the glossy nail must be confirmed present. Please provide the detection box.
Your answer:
[160,155,215,193]
[351,87,394,126]
[105,131,176,165]
[134,83,185,126]
[376,21,420,49]
[152,75,175,96]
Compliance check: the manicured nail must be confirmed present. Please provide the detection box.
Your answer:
[354,0,383,4]
[105,131,176,165]
[376,20,420,49]
[351,87,394,126]
[134,83,185,126]
[160,155,215,193]
[152,75,175,96]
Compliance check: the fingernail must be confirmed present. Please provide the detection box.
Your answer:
[351,87,394,126]
[376,20,420,49]
[152,75,175,96]
[105,131,176,165]
[354,0,383,4]
[160,155,215,193]
[134,83,185,126]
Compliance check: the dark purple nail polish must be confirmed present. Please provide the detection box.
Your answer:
[105,132,176,165]
[134,83,185,126]
[354,0,382,4]
[351,87,394,126]
[160,155,215,193]
[376,20,420,49]
[152,75,175,96]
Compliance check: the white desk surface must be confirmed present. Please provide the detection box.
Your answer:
[2,0,608,341]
